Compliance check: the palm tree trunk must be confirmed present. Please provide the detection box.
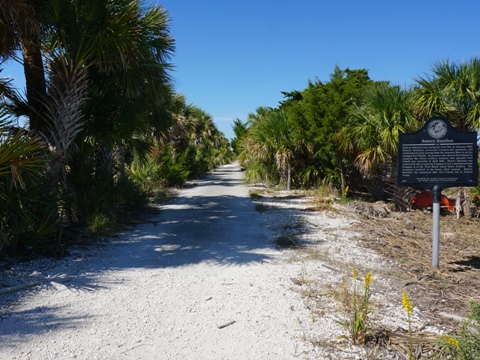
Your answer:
[287,163,291,191]
[20,32,47,133]
[114,143,127,182]
[339,164,346,196]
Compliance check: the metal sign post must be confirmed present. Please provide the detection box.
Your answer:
[431,185,441,268]
[397,117,478,269]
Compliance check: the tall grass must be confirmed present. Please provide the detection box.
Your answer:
[339,268,375,344]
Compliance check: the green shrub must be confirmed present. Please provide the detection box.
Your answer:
[0,108,60,255]
[127,157,161,193]
[163,162,190,187]
[439,301,480,359]
[86,212,115,234]
[244,159,278,185]
[156,146,191,186]
[68,159,148,227]
[298,166,319,188]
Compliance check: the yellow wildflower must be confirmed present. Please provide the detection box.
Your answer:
[364,272,375,287]
[402,289,413,315]
[446,337,459,347]
[352,268,358,280]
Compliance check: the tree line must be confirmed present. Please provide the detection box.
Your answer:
[0,0,233,256]
[233,61,480,210]
[2,1,480,257]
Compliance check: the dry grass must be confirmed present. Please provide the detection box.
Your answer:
[349,206,480,319]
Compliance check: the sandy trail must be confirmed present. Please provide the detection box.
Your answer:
[1,163,309,359]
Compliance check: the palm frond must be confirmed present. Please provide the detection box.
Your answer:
[0,104,46,189]
[339,83,416,176]
[41,55,89,163]
[414,58,480,130]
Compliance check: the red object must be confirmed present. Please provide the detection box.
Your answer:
[410,191,455,212]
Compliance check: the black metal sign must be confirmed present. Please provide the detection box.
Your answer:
[397,117,478,189]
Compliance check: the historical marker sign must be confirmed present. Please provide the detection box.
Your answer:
[397,117,478,269]
[397,117,478,190]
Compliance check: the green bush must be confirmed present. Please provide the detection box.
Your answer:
[86,212,115,234]
[244,159,278,185]
[0,172,60,255]
[68,157,148,227]
[127,157,161,193]
[163,162,190,187]
[0,108,60,255]
[155,146,191,186]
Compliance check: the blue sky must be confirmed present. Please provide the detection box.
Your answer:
[156,0,480,140]
[3,0,480,140]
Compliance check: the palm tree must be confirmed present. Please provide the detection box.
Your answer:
[1,0,175,162]
[47,0,174,209]
[338,83,417,200]
[231,118,247,155]
[181,106,231,173]
[414,58,480,216]
[2,0,176,224]
[45,0,175,133]
[244,108,299,189]
[145,101,231,185]
[42,55,90,191]
[414,58,480,131]
[0,0,178,245]
[0,0,47,132]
